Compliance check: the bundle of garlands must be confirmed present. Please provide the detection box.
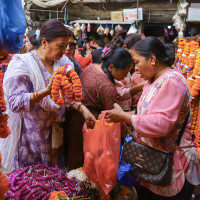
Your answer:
[50,64,82,106]
[177,38,186,64]
[0,67,10,200]
[5,164,87,200]
[177,39,200,159]
[0,68,10,138]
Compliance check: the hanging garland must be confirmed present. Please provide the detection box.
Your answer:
[0,68,10,138]
[178,38,200,159]
[0,67,11,200]
[50,64,82,106]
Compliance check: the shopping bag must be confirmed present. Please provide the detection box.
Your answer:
[0,0,26,53]
[83,111,121,195]
[117,135,137,188]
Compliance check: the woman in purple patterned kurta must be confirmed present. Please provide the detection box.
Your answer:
[0,20,96,171]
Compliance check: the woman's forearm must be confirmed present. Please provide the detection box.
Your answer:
[129,81,146,97]
[120,112,132,125]
[30,88,50,107]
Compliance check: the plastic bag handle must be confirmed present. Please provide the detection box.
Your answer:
[99,111,106,123]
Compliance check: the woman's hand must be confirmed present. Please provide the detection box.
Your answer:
[46,75,55,95]
[82,109,96,129]
[105,103,133,125]
[105,103,125,123]
[70,102,96,128]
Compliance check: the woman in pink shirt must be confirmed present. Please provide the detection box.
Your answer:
[106,37,200,200]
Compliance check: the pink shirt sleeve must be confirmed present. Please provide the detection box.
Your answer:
[115,79,131,101]
[132,78,186,138]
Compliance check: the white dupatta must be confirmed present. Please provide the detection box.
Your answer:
[0,51,73,170]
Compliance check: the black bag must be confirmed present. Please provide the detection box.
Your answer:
[121,113,190,186]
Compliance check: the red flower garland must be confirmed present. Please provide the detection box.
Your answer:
[0,69,10,138]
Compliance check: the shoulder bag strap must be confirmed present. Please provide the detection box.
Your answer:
[31,51,48,87]
[175,112,190,146]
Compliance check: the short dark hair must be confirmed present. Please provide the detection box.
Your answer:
[132,36,172,67]
[97,39,105,48]
[37,19,73,48]
[124,33,142,50]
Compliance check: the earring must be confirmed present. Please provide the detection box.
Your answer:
[43,46,45,49]
[151,62,155,65]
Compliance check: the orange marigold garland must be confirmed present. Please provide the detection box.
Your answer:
[191,49,200,97]
[0,67,10,200]
[50,64,82,106]
[0,68,10,138]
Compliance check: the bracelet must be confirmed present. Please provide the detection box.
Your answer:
[32,91,42,103]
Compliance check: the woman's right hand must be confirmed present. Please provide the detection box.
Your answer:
[82,108,96,129]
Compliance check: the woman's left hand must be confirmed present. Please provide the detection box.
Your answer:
[46,75,55,95]
[105,103,124,123]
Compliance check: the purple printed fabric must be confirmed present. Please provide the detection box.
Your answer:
[0,50,74,170]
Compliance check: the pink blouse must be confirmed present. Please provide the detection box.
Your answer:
[115,72,132,111]
[131,69,200,196]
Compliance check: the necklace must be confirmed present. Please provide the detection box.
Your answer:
[151,67,171,83]
[50,64,82,106]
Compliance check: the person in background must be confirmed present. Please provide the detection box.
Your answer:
[104,33,112,44]
[114,32,145,111]
[64,34,82,76]
[74,38,93,70]
[0,19,95,171]
[91,38,105,64]
[105,36,200,200]
[158,36,165,44]
[64,45,134,170]
[25,30,40,52]
[123,33,145,112]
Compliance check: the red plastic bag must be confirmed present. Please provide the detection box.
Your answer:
[82,111,121,195]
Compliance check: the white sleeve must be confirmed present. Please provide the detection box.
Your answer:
[59,55,74,69]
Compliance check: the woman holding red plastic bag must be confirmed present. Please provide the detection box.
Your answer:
[105,37,200,200]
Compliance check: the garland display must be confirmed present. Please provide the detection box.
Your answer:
[0,67,11,200]
[5,165,131,200]
[0,68,10,138]
[5,164,86,200]
[50,64,82,106]
[178,38,200,159]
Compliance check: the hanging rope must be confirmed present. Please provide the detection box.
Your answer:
[64,6,68,25]
[49,9,51,20]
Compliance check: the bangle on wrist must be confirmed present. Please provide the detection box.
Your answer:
[33,90,42,103]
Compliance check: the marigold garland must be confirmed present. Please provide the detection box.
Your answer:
[50,64,82,106]
[0,68,10,200]
[178,38,200,159]
[0,69,10,138]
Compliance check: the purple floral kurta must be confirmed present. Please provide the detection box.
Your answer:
[2,50,73,169]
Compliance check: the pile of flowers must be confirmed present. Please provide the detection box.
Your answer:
[5,164,87,200]
[50,64,82,106]
[0,68,10,138]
